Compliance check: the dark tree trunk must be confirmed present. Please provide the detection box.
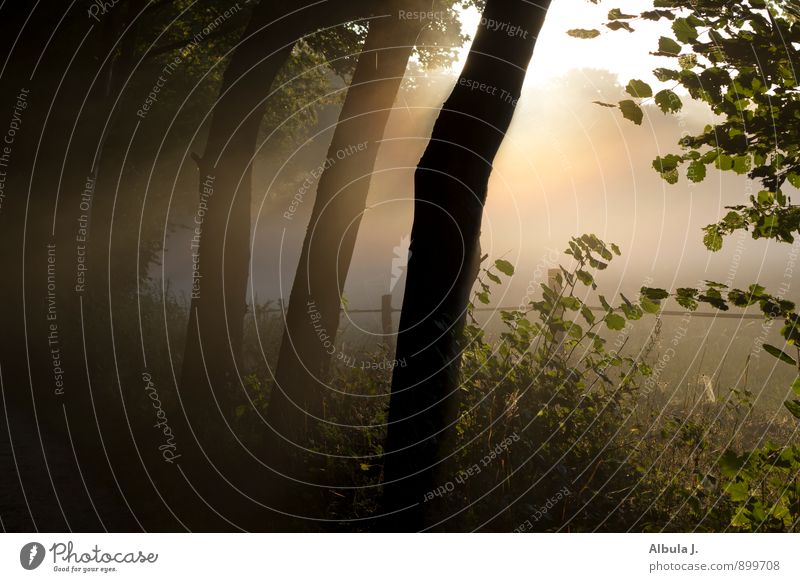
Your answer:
[267,12,420,445]
[381,0,552,531]
[179,0,378,448]
[179,0,312,444]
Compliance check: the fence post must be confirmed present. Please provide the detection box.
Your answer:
[381,294,393,351]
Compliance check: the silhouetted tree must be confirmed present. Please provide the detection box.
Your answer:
[267,9,423,444]
[382,0,553,530]
[179,0,376,443]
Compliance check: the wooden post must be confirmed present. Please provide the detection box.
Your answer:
[381,294,393,351]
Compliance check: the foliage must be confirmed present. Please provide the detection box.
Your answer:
[580,1,800,250]
[636,277,800,531]
[720,443,800,531]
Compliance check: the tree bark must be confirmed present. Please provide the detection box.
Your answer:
[179,0,319,444]
[267,11,420,445]
[381,0,552,531]
[179,0,383,447]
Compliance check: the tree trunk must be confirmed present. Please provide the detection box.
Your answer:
[267,12,420,445]
[381,0,552,531]
[179,0,314,445]
[179,0,380,449]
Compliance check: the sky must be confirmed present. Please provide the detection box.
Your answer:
[455,0,677,87]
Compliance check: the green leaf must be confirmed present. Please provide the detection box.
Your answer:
[608,8,636,19]
[703,227,723,252]
[619,100,643,125]
[653,154,681,173]
[792,377,800,397]
[641,287,669,301]
[606,21,634,32]
[657,36,681,55]
[672,17,698,43]
[581,305,596,325]
[732,155,750,175]
[784,399,800,419]
[641,296,661,314]
[605,313,626,331]
[715,154,733,171]
[719,450,745,478]
[725,480,750,502]
[626,79,653,98]
[687,160,707,182]
[610,243,621,256]
[678,54,697,70]
[486,271,502,285]
[675,288,699,310]
[653,67,680,81]
[575,269,594,287]
[654,89,682,114]
[494,259,515,276]
[763,343,797,366]
[567,28,601,39]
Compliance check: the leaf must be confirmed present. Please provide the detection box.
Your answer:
[703,227,723,252]
[792,377,800,397]
[653,67,680,81]
[763,343,797,366]
[784,399,800,419]
[675,288,699,310]
[608,8,636,19]
[641,287,669,301]
[619,100,643,125]
[678,54,697,70]
[641,296,661,314]
[610,243,621,256]
[719,450,745,478]
[725,480,750,502]
[605,313,626,331]
[687,160,707,182]
[477,291,490,305]
[672,17,698,43]
[593,101,617,108]
[715,154,733,171]
[575,269,594,287]
[626,79,653,98]
[653,154,681,173]
[654,89,682,113]
[486,271,501,285]
[733,155,751,175]
[567,28,601,39]
[494,259,514,276]
[725,481,750,501]
[606,21,634,32]
[657,36,681,55]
